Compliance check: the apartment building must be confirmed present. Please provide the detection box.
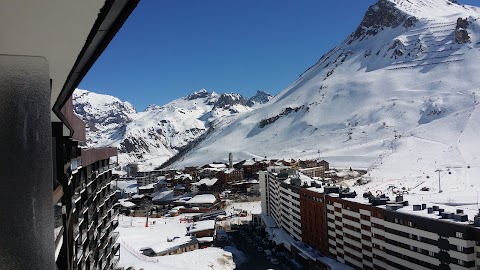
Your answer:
[69,148,120,270]
[260,167,480,270]
[325,195,386,270]
[260,167,302,241]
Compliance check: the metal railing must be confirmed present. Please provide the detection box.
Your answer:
[111,232,120,243]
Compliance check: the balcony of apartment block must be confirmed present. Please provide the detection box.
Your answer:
[80,147,118,174]
[112,219,119,231]
[61,96,86,143]
[110,242,120,268]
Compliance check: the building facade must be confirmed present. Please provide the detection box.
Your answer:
[260,167,480,270]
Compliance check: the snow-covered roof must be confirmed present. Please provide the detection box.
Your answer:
[118,199,136,208]
[193,178,218,187]
[196,237,214,243]
[208,163,226,169]
[187,194,217,204]
[152,190,174,202]
[131,194,145,199]
[139,183,156,190]
[140,236,196,254]
[157,179,168,185]
[243,160,255,166]
[188,220,216,233]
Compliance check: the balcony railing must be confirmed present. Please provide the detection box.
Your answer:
[112,220,119,230]
[81,148,118,168]
[113,242,120,254]
[111,257,120,269]
[73,223,81,241]
[111,232,119,244]
[101,259,107,270]
[81,230,88,244]
[76,246,84,262]
[71,157,82,172]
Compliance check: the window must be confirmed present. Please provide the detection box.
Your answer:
[456,232,464,239]
[429,251,434,257]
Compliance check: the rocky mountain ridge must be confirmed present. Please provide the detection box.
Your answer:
[73,88,272,169]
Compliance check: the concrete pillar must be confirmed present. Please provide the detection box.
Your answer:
[0,55,55,269]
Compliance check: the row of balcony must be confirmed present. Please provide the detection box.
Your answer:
[72,161,117,195]
[74,222,120,270]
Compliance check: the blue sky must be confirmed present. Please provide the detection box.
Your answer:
[79,0,478,110]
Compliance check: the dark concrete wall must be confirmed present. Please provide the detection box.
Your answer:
[0,55,55,270]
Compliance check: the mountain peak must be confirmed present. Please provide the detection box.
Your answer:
[186,89,211,100]
[350,0,416,43]
[247,90,273,107]
[213,93,247,109]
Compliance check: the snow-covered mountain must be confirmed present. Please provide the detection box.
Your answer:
[247,90,273,107]
[170,0,480,203]
[73,89,271,169]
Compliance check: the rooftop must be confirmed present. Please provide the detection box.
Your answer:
[193,178,218,187]
[188,220,216,233]
[140,236,197,255]
[187,194,217,205]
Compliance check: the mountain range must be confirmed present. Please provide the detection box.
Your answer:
[75,0,480,205]
[73,89,272,168]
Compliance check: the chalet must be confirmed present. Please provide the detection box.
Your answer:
[216,168,243,184]
[152,189,192,206]
[187,220,216,238]
[173,184,186,196]
[156,176,168,189]
[191,178,224,194]
[187,194,218,209]
[299,166,325,178]
[138,183,156,195]
[231,179,260,194]
[140,236,199,257]
[298,159,317,168]
[318,160,330,171]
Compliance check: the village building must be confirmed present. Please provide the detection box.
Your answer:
[216,168,244,184]
[318,160,330,171]
[140,236,199,257]
[299,166,326,178]
[191,178,223,194]
[298,159,318,168]
[187,194,219,209]
[187,220,217,239]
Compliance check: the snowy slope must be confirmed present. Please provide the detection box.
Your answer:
[172,0,480,199]
[73,89,271,170]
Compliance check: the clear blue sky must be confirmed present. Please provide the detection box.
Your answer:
[79,0,477,110]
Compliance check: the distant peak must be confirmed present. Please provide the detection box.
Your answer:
[145,104,161,111]
[349,0,417,43]
[247,90,273,107]
[186,89,211,100]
